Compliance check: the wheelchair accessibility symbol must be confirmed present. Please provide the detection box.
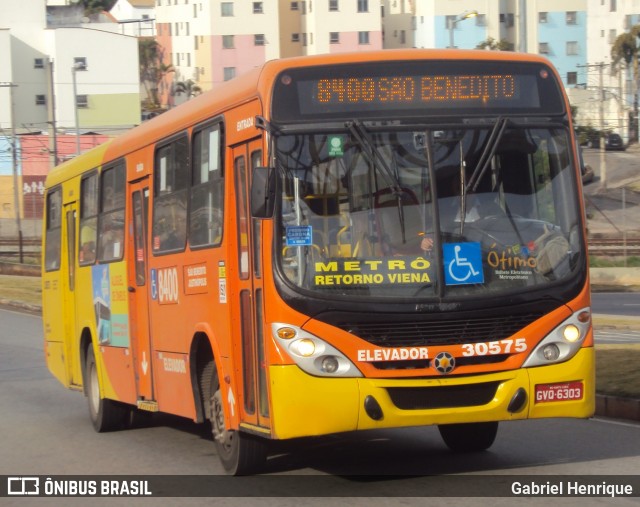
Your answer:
[443,242,484,285]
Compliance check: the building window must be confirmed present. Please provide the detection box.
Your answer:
[475,14,486,26]
[35,95,46,106]
[566,11,577,24]
[329,0,338,12]
[34,58,44,69]
[253,2,263,13]
[254,34,265,46]
[358,31,370,44]
[539,43,550,54]
[609,29,617,43]
[292,33,300,42]
[610,0,617,11]
[223,35,234,48]
[566,41,578,55]
[330,32,339,44]
[221,2,233,16]
[357,0,368,12]
[73,57,87,70]
[567,72,578,85]
[224,67,236,81]
[291,1,299,9]
[76,95,89,108]
[539,12,548,23]
[400,30,406,44]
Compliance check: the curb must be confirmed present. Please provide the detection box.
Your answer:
[596,395,640,423]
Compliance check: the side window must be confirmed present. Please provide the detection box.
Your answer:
[44,187,62,271]
[190,123,224,248]
[79,172,99,265]
[152,134,189,254]
[98,162,126,262]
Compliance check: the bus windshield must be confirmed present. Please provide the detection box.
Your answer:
[275,124,584,299]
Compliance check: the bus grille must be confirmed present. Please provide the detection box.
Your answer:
[337,313,543,347]
[386,381,501,410]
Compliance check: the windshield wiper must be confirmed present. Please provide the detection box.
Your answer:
[346,120,409,243]
[458,117,509,234]
[466,117,509,194]
[346,120,403,195]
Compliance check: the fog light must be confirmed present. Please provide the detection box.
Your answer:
[542,344,560,361]
[291,338,315,357]
[320,356,339,374]
[277,327,297,340]
[563,324,580,343]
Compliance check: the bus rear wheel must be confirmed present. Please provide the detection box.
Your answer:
[85,345,127,432]
[438,421,498,452]
[203,360,267,475]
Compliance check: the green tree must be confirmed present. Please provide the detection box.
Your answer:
[611,25,640,142]
[174,79,202,100]
[139,38,174,110]
[476,37,514,51]
[77,0,117,15]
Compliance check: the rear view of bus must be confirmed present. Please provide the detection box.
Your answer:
[253,51,593,466]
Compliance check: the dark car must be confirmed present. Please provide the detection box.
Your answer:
[575,140,594,184]
[605,133,625,151]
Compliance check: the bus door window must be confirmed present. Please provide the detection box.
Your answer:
[152,135,189,254]
[250,150,262,278]
[190,123,224,248]
[98,162,126,262]
[66,208,76,291]
[235,155,250,279]
[44,187,62,271]
[132,189,149,285]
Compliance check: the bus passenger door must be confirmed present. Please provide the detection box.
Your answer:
[63,203,80,385]
[127,179,154,402]
[231,139,270,431]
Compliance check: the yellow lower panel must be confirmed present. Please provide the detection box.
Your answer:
[45,340,68,388]
[528,347,595,419]
[269,347,594,440]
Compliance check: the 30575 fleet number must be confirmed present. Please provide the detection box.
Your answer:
[461,338,527,357]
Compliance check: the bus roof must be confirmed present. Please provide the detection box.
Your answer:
[45,49,558,189]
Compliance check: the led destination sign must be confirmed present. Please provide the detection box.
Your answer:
[271,60,565,122]
[315,74,517,106]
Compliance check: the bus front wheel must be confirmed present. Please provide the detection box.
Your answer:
[85,345,127,432]
[438,421,498,452]
[203,360,267,475]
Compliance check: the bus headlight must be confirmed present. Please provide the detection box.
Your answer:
[523,308,591,368]
[272,323,362,378]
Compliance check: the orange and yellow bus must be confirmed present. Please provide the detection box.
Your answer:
[43,49,594,475]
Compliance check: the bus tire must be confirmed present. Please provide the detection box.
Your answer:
[438,421,498,452]
[203,359,267,475]
[85,345,127,432]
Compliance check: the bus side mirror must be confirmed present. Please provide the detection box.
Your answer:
[250,166,276,218]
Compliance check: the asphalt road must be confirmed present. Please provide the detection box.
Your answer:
[1,308,640,506]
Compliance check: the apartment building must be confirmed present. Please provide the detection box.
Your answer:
[154,0,382,94]
[0,0,140,228]
[109,0,156,37]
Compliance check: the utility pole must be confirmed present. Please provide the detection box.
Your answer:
[577,62,608,190]
[0,82,24,261]
[46,58,59,168]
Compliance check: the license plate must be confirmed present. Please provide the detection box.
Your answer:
[535,381,584,403]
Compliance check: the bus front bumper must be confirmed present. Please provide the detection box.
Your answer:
[269,347,594,440]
